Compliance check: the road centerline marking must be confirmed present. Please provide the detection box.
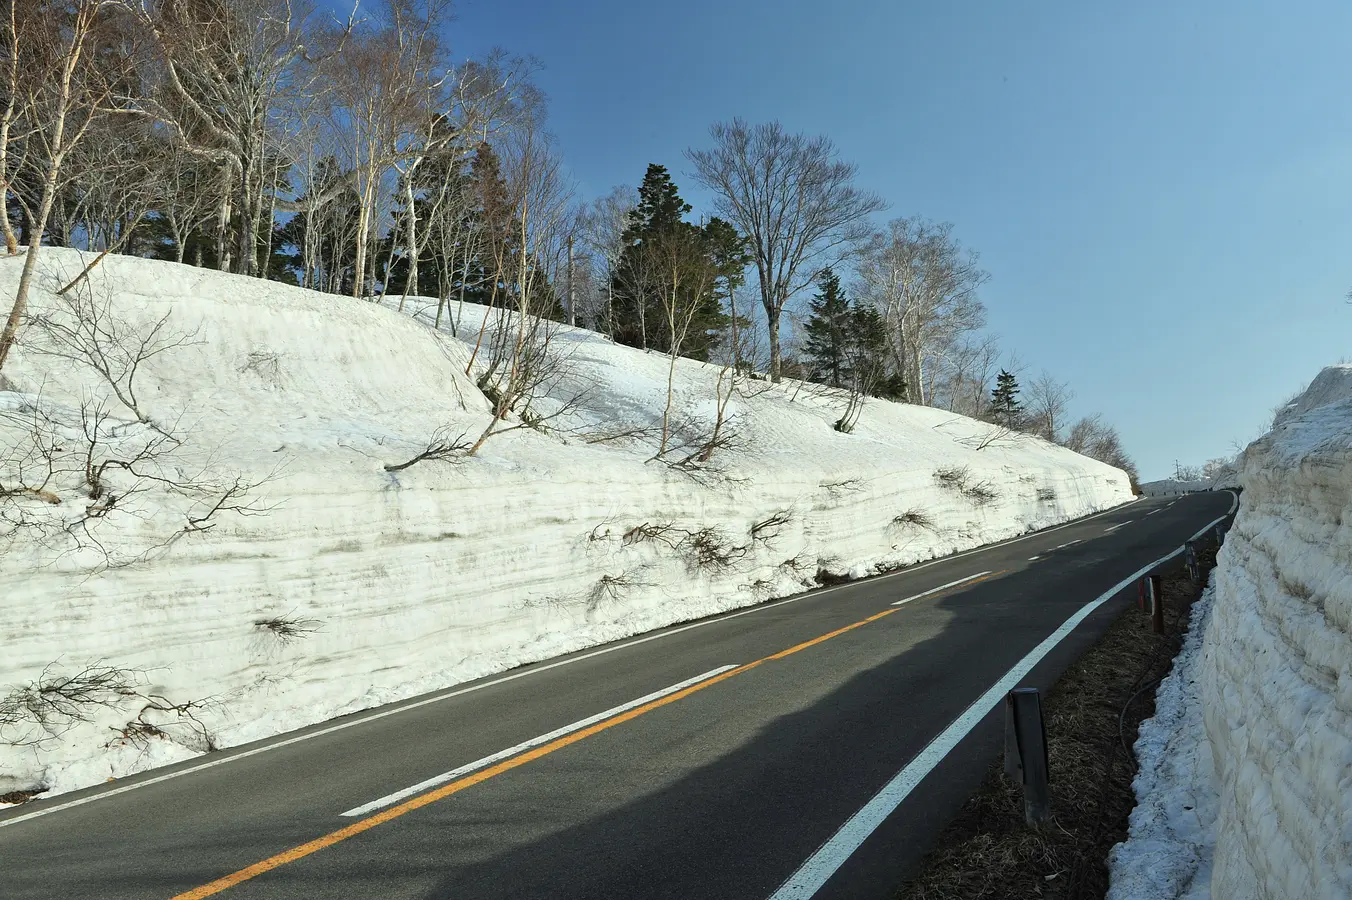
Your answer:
[341,666,739,818]
[890,571,996,606]
[171,603,911,898]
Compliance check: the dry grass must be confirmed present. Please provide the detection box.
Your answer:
[897,547,1217,900]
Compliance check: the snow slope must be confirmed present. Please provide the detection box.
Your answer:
[0,249,1132,798]
[1199,364,1352,899]
[1107,576,1219,900]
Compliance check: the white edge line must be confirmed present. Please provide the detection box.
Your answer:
[766,512,1234,900]
[339,665,738,818]
[889,572,992,607]
[0,498,1141,830]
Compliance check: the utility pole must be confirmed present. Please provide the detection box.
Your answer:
[567,234,576,327]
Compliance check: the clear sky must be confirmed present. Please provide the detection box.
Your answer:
[394,0,1352,479]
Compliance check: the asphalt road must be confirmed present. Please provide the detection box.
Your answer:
[0,491,1234,900]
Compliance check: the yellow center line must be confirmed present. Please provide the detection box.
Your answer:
[936,570,1003,596]
[172,572,999,899]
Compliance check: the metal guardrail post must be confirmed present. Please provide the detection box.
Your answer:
[1004,687,1051,827]
[1184,541,1200,584]
[1149,574,1164,634]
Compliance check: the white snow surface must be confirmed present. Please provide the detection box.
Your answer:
[0,249,1132,798]
[1198,363,1352,899]
[1141,479,1212,497]
[1107,576,1219,900]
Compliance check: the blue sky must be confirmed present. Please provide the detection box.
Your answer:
[392,0,1350,479]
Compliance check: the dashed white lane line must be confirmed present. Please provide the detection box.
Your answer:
[340,666,740,818]
[890,572,993,607]
[1028,556,1040,561]
[1105,520,1134,533]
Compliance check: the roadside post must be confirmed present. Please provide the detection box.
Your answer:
[1184,541,1200,584]
[1004,688,1051,827]
[1149,574,1164,634]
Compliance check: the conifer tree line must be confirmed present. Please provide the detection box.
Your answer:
[0,0,1138,484]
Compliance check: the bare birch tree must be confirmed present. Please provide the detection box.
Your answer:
[854,217,987,405]
[114,0,342,276]
[583,185,635,339]
[1,1,136,373]
[686,119,884,382]
[1024,370,1074,442]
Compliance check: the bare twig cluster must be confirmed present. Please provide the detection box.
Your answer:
[892,508,936,530]
[934,465,971,490]
[678,526,748,574]
[962,480,1000,507]
[0,662,141,746]
[384,427,471,472]
[749,509,793,548]
[253,615,324,645]
[621,521,682,548]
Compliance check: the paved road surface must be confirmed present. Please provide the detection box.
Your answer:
[0,491,1234,900]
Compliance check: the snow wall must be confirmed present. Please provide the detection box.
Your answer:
[1200,364,1352,899]
[0,250,1133,797]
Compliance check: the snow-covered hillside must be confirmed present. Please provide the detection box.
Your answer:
[0,249,1132,799]
[1200,364,1352,899]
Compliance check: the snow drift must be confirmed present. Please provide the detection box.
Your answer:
[1107,576,1219,900]
[1199,364,1352,899]
[0,249,1132,798]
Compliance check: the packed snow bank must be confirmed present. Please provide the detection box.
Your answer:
[0,249,1132,798]
[1141,479,1211,497]
[1107,577,1219,900]
[1199,364,1352,900]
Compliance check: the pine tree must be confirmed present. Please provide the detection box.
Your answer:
[846,303,889,394]
[609,165,733,360]
[990,369,1023,428]
[803,268,851,387]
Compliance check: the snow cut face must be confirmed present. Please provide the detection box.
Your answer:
[0,249,1132,798]
[1200,364,1352,900]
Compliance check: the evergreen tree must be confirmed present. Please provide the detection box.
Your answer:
[703,216,754,360]
[990,369,1023,428]
[609,164,733,360]
[847,303,889,393]
[803,268,852,387]
[803,269,903,399]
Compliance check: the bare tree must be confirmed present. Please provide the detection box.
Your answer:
[931,333,1002,419]
[0,1,135,373]
[582,185,636,339]
[1024,370,1074,442]
[644,227,718,457]
[686,119,884,382]
[465,118,579,456]
[854,218,988,405]
[1062,414,1140,487]
[323,0,454,298]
